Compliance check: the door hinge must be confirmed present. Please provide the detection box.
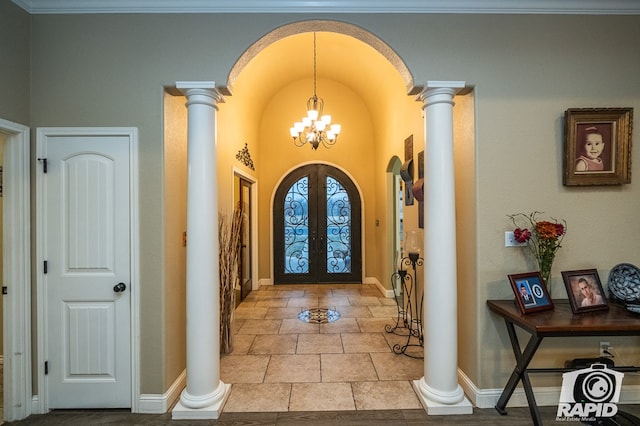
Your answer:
[45,361,49,375]
[38,157,48,173]
[44,260,48,274]
[2,286,7,295]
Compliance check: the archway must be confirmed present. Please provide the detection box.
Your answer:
[386,155,404,280]
[174,20,471,419]
[224,20,417,96]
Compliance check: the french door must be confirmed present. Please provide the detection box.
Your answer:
[274,164,361,284]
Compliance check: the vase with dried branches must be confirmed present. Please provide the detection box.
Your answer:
[219,206,243,354]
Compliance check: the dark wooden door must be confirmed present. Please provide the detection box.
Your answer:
[238,176,252,301]
[273,164,361,284]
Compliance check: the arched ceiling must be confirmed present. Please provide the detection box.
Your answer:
[230,31,411,124]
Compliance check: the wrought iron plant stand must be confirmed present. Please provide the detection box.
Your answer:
[385,252,424,358]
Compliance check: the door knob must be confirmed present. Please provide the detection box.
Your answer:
[113,282,127,293]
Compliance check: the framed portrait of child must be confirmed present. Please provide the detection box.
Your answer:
[563,107,633,186]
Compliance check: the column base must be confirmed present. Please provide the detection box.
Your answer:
[412,380,473,415]
[171,383,231,420]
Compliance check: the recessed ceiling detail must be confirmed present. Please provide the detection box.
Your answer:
[13,0,640,15]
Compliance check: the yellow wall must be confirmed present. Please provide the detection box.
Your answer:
[453,93,478,385]
[370,89,424,291]
[162,93,188,388]
[257,77,377,281]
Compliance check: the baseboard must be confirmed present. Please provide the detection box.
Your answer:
[459,369,561,409]
[28,372,186,415]
[31,395,41,415]
[364,276,394,298]
[260,277,392,297]
[465,375,565,408]
[138,369,186,414]
[459,369,640,409]
[258,278,272,288]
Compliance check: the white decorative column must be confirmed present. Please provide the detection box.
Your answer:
[413,81,472,415]
[172,82,230,419]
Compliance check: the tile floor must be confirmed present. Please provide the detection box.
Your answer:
[221,283,426,413]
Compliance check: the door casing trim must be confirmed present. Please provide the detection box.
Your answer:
[232,166,258,292]
[35,127,140,413]
[0,118,31,421]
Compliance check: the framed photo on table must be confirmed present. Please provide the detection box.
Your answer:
[561,269,608,314]
[563,107,633,186]
[508,272,554,314]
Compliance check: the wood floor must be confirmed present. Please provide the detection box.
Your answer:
[9,406,640,425]
[0,406,570,425]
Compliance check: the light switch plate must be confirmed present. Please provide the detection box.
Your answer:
[505,231,527,247]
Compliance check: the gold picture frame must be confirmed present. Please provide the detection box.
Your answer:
[563,107,633,186]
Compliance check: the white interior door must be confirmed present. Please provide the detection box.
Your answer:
[40,132,132,408]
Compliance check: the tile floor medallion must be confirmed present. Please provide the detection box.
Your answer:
[221,284,426,413]
[297,307,340,323]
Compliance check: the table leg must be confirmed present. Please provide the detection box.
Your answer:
[495,319,544,425]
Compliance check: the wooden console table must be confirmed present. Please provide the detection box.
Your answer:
[487,299,640,425]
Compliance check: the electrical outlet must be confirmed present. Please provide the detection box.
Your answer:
[600,341,610,357]
[505,231,527,247]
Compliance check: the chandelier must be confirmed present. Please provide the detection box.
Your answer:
[289,32,341,150]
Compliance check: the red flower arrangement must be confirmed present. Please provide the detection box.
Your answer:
[509,211,567,288]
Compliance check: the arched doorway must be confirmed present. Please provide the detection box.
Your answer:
[175,18,471,418]
[273,164,361,284]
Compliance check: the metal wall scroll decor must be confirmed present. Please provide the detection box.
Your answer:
[235,142,255,171]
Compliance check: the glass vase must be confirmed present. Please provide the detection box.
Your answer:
[538,257,553,292]
[405,230,422,264]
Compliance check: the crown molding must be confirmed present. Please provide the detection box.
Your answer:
[12,0,640,15]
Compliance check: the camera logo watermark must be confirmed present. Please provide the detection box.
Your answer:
[556,364,623,422]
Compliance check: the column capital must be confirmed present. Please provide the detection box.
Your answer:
[417,81,466,108]
[176,81,225,108]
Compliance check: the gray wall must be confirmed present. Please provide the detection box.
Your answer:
[0,1,30,124]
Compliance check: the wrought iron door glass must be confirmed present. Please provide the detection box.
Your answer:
[274,164,361,284]
[326,176,351,273]
[283,176,309,274]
